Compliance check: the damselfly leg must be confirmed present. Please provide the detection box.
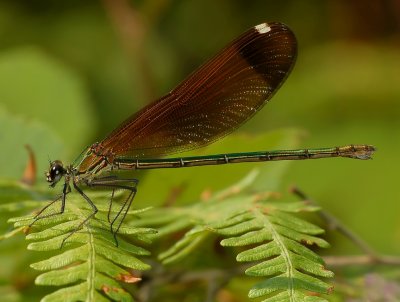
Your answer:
[87,176,139,246]
[60,181,98,247]
[29,183,69,227]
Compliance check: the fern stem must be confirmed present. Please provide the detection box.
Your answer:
[87,227,96,301]
[324,255,400,267]
[255,209,296,301]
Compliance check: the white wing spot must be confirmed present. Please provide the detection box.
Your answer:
[255,23,271,34]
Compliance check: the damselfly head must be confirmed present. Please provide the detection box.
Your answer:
[46,160,66,187]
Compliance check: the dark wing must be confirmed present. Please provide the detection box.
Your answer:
[102,22,297,159]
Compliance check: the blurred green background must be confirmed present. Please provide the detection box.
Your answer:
[0,0,399,300]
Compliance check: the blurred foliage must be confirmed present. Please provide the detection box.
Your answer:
[9,198,154,302]
[2,169,336,301]
[0,0,399,301]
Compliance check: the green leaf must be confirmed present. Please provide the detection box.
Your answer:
[0,47,96,159]
[133,172,334,301]
[4,185,154,301]
[41,284,86,302]
[207,188,333,301]
[0,107,64,182]
[159,227,208,264]
[268,211,324,235]
[2,165,334,301]
[236,241,280,262]
[221,229,273,247]
[31,245,89,271]
[35,263,87,286]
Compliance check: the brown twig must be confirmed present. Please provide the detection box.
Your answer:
[323,255,400,267]
[290,186,400,267]
[290,186,378,257]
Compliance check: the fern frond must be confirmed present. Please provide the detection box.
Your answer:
[2,169,334,301]
[0,180,49,241]
[212,204,333,301]
[135,171,333,301]
[8,192,156,302]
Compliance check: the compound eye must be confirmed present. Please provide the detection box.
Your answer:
[50,165,63,179]
[46,161,65,184]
